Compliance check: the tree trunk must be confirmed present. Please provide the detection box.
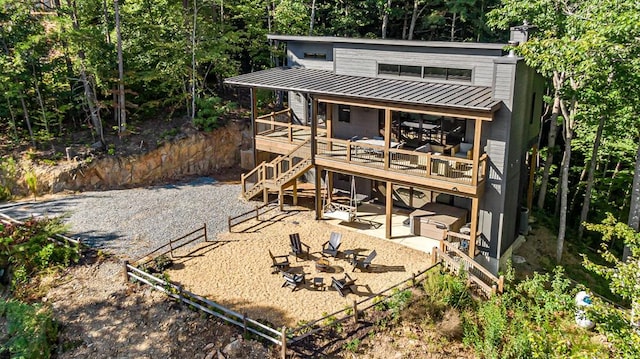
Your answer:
[32,64,50,135]
[624,140,640,261]
[381,0,391,39]
[115,0,126,133]
[67,0,105,146]
[450,12,457,41]
[5,96,18,140]
[578,114,605,239]
[605,160,621,202]
[309,0,316,36]
[557,96,576,263]
[537,73,563,209]
[408,0,420,40]
[569,164,587,212]
[19,95,36,148]
[402,5,408,39]
[191,0,197,120]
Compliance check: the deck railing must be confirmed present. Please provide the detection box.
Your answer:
[256,109,326,143]
[432,239,504,297]
[315,137,487,186]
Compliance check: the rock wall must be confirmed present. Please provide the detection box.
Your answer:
[9,122,249,197]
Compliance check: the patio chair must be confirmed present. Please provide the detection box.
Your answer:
[269,250,290,274]
[350,249,377,272]
[282,271,305,292]
[331,273,357,297]
[289,233,310,261]
[322,232,342,257]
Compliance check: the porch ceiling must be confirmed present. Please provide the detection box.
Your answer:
[224,67,502,113]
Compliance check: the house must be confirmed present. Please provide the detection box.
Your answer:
[224,26,544,275]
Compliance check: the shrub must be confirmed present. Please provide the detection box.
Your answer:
[0,298,58,359]
[193,97,237,132]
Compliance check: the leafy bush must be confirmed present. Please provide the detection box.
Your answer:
[0,218,79,295]
[193,97,237,132]
[0,156,17,201]
[0,298,58,359]
[462,266,608,358]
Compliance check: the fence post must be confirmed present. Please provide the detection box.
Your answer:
[280,326,287,359]
[169,238,174,259]
[123,260,129,282]
[412,272,416,287]
[204,223,208,242]
[228,216,232,233]
[243,313,247,337]
[431,247,438,265]
[353,300,358,324]
[498,275,504,293]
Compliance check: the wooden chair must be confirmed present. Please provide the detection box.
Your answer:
[282,271,305,291]
[322,232,342,257]
[289,233,310,261]
[269,250,290,274]
[331,273,357,297]
[350,250,377,272]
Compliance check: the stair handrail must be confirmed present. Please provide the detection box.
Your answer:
[264,139,311,182]
[241,160,267,195]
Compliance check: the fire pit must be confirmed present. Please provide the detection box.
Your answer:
[315,258,331,272]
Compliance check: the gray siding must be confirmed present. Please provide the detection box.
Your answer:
[334,44,498,86]
[289,91,308,122]
[332,106,380,139]
[287,42,334,71]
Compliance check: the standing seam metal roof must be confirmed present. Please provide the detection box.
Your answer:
[224,67,501,112]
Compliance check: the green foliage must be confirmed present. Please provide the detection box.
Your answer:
[193,97,237,132]
[0,156,17,201]
[0,218,79,296]
[462,266,608,358]
[0,298,58,359]
[583,214,640,358]
[423,270,473,311]
[24,170,37,200]
[343,338,361,353]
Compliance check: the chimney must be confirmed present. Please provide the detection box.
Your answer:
[510,21,537,43]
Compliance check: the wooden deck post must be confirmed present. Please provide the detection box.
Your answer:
[292,181,298,206]
[383,108,392,170]
[469,197,479,257]
[353,300,358,324]
[281,326,287,359]
[385,181,393,239]
[326,103,333,152]
[315,166,323,219]
[250,87,258,168]
[122,260,129,282]
[471,117,482,186]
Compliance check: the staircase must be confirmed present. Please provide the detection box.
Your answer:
[241,140,313,201]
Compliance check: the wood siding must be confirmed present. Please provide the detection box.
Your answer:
[287,42,334,71]
[333,45,498,87]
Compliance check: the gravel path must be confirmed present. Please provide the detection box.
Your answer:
[0,177,255,260]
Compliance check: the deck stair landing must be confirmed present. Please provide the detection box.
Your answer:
[241,140,312,201]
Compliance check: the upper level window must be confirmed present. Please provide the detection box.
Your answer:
[379,63,472,82]
[424,67,472,82]
[304,52,327,60]
[338,105,350,122]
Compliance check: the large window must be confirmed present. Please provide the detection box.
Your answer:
[378,63,472,82]
[304,52,327,60]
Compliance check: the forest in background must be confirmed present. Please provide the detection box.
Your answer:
[0,0,639,262]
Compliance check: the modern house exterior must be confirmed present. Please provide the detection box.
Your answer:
[225,27,544,275]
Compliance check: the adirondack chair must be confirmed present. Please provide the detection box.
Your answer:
[351,250,377,272]
[269,250,290,274]
[282,271,305,291]
[322,232,342,257]
[289,233,310,261]
[331,273,357,297]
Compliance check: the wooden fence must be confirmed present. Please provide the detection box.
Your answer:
[227,201,278,232]
[133,224,209,266]
[432,239,504,297]
[286,263,442,344]
[123,263,286,347]
[0,212,83,248]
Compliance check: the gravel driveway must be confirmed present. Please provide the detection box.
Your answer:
[0,177,255,260]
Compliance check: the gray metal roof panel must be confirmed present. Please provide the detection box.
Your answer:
[225,67,501,112]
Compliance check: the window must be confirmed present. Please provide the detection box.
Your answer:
[304,52,327,60]
[338,105,350,123]
[400,65,421,77]
[424,67,472,82]
[378,63,399,75]
[380,63,473,82]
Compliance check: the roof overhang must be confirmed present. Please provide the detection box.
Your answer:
[225,67,502,118]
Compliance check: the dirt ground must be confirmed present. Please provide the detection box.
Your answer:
[165,208,433,328]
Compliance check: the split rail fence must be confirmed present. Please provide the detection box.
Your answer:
[227,201,278,232]
[133,224,209,266]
